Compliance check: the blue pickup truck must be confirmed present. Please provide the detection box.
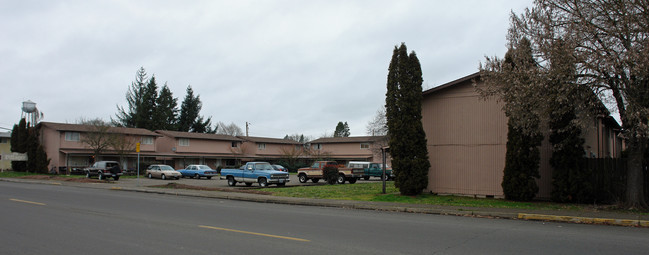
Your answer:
[220,162,290,187]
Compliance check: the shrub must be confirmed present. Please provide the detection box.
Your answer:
[323,165,339,185]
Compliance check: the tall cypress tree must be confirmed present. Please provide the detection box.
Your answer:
[499,38,543,201]
[10,118,28,172]
[385,43,430,196]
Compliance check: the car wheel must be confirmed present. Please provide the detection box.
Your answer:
[176,177,180,180]
[114,176,120,181]
[98,174,104,180]
[162,174,166,180]
[312,178,320,183]
[337,174,345,184]
[259,178,268,187]
[86,172,91,178]
[207,176,212,180]
[348,178,357,184]
[382,174,389,181]
[245,182,253,187]
[148,173,152,179]
[363,176,370,180]
[194,174,200,179]
[298,174,307,183]
[227,176,236,186]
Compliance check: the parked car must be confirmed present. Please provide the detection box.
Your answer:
[84,161,123,181]
[220,162,290,187]
[145,164,181,180]
[272,164,288,172]
[177,164,219,179]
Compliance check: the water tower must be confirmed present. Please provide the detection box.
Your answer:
[21,100,42,127]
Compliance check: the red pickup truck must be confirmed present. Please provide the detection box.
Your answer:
[297,161,364,184]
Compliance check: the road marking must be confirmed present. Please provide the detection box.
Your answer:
[198,225,310,242]
[10,199,46,206]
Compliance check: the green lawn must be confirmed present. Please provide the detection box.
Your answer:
[265,182,611,211]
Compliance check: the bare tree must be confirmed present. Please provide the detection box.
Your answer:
[109,133,137,169]
[216,122,244,136]
[488,0,649,208]
[79,118,113,162]
[366,106,388,136]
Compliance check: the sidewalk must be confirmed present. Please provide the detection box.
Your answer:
[3,177,648,227]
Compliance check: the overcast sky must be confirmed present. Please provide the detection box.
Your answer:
[1,0,532,138]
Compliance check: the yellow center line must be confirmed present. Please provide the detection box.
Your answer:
[10,199,46,206]
[198,225,310,242]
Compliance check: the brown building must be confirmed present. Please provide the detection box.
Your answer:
[308,136,389,164]
[421,73,622,199]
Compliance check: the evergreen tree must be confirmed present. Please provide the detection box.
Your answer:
[138,75,159,130]
[26,125,49,173]
[385,43,430,196]
[502,39,543,201]
[152,83,178,130]
[178,85,214,133]
[547,39,591,203]
[10,118,28,172]
[334,122,343,137]
[114,67,148,128]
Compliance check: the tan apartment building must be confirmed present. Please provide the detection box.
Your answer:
[421,73,623,199]
[39,122,161,172]
[155,130,246,169]
[38,122,316,172]
[308,136,390,165]
[238,136,303,162]
[0,132,11,170]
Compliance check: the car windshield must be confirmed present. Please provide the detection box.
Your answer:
[159,165,174,171]
[197,165,212,170]
[255,163,274,170]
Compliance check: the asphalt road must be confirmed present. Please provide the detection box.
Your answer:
[1,181,648,255]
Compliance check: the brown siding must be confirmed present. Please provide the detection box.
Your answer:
[422,80,508,197]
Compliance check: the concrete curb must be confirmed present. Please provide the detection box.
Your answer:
[518,213,649,227]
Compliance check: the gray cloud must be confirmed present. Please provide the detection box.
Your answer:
[0,0,532,137]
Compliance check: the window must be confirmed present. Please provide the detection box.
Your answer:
[312,144,322,150]
[141,136,154,145]
[179,138,190,146]
[232,142,239,148]
[65,132,80,141]
[258,143,266,150]
[360,143,370,149]
[0,137,8,144]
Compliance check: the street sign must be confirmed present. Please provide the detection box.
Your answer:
[1,152,28,161]
[136,142,141,153]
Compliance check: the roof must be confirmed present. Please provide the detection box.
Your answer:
[422,72,480,96]
[0,132,10,138]
[155,130,243,141]
[237,136,302,145]
[310,136,386,144]
[40,122,160,136]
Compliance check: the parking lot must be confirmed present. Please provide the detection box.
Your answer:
[110,174,383,189]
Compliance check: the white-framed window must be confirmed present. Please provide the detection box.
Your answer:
[179,138,190,146]
[258,143,266,150]
[360,143,370,149]
[141,136,154,145]
[65,132,80,141]
[312,144,322,150]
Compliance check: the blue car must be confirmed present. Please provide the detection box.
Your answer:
[177,164,219,179]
